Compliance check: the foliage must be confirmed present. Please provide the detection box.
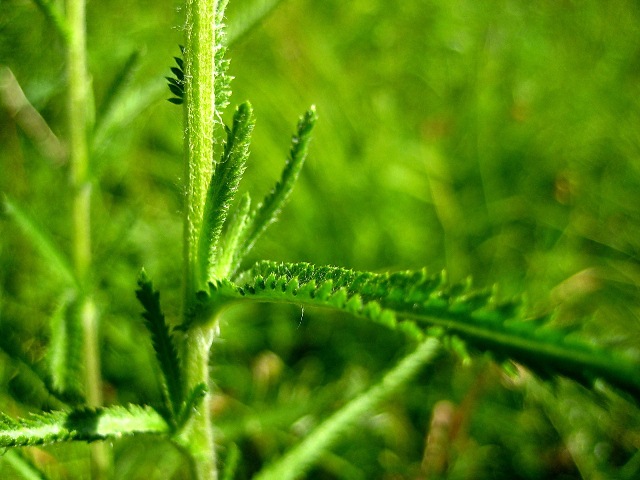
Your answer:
[1,0,640,479]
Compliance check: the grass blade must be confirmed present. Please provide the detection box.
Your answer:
[254,338,440,480]
[3,197,78,288]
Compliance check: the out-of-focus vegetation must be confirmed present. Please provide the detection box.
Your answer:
[1,0,640,478]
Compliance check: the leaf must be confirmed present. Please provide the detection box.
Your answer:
[198,102,255,285]
[94,49,142,133]
[46,293,85,403]
[135,270,183,423]
[30,0,69,42]
[226,0,287,46]
[176,382,208,429]
[3,197,78,288]
[0,405,168,448]
[230,107,317,274]
[216,192,252,278]
[1,449,49,480]
[214,3,232,119]
[166,48,185,105]
[228,261,640,399]
[254,339,440,480]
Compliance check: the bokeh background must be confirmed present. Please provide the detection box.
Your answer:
[2,0,640,478]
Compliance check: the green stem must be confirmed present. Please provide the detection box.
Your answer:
[179,0,221,478]
[176,324,217,479]
[183,0,219,302]
[66,0,107,476]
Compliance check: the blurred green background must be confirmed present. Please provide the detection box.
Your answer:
[2,0,640,478]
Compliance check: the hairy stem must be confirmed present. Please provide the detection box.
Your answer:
[66,0,107,476]
[180,0,220,478]
[183,0,219,302]
[176,325,217,479]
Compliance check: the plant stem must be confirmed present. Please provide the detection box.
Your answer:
[180,0,220,478]
[177,325,217,479]
[183,0,219,301]
[66,0,107,476]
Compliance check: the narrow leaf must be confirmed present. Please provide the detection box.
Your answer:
[216,192,252,278]
[198,102,255,285]
[30,0,69,42]
[46,293,85,402]
[176,382,208,428]
[226,0,286,46]
[136,270,183,421]
[2,449,49,480]
[227,261,640,399]
[0,405,168,448]
[95,49,142,133]
[231,106,317,274]
[255,339,440,480]
[3,197,78,288]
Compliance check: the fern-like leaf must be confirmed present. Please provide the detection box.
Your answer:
[214,1,232,119]
[227,261,640,399]
[198,102,255,285]
[0,405,168,448]
[254,338,440,480]
[136,270,183,423]
[166,46,185,105]
[176,382,208,429]
[230,107,317,274]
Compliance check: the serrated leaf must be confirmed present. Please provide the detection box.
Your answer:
[198,102,255,285]
[136,270,183,423]
[227,261,640,399]
[230,107,317,274]
[0,405,168,448]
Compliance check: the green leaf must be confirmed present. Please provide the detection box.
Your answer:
[221,443,241,480]
[46,293,85,402]
[30,0,69,42]
[227,261,640,399]
[3,197,78,288]
[136,270,183,423]
[216,192,252,278]
[1,449,49,480]
[95,49,142,131]
[166,47,185,105]
[198,102,255,285]
[231,106,317,274]
[176,382,208,429]
[254,338,440,480]
[214,1,232,118]
[0,405,168,448]
[227,0,287,46]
